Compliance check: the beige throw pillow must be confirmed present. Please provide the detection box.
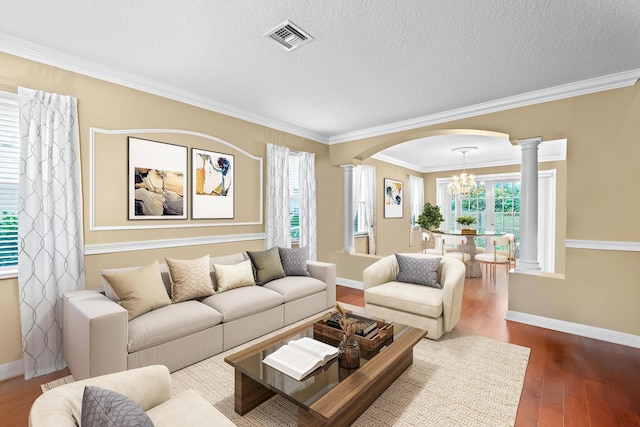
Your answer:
[214,260,255,293]
[101,260,171,320]
[166,255,214,303]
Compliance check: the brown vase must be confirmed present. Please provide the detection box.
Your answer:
[338,333,360,369]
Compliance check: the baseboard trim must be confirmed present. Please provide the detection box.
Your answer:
[336,277,364,290]
[0,359,24,381]
[505,310,640,349]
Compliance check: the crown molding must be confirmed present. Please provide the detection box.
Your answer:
[565,239,640,252]
[2,32,638,147]
[330,69,640,144]
[0,32,329,144]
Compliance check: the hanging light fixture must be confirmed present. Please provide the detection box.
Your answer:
[448,147,477,198]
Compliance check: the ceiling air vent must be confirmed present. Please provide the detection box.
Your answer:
[264,20,313,51]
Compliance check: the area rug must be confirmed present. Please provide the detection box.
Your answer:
[43,305,530,426]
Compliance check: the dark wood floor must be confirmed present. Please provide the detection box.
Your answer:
[2,269,639,426]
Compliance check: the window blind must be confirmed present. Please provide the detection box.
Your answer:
[0,91,19,269]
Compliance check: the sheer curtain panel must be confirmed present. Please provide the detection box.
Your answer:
[409,175,424,246]
[354,165,376,255]
[298,151,317,260]
[18,87,85,379]
[265,144,291,248]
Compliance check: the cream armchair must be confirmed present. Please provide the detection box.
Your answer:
[363,254,466,340]
[29,365,235,427]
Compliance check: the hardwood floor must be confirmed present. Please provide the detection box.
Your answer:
[2,270,639,426]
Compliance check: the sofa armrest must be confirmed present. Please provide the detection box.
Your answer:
[362,255,397,291]
[29,365,171,427]
[65,292,128,380]
[440,258,466,332]
[307,260,336,308]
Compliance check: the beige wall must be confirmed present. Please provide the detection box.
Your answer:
[0,52,344,366]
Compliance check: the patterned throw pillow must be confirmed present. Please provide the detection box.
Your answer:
[278,246,310,276]
[395,255,442,289]
[81,385,154,427]
[214,260,255,292]
[166,255,214,303]
[246,246,286,286]
[101,260,171,321]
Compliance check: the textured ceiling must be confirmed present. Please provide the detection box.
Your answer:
[1,1,639,170]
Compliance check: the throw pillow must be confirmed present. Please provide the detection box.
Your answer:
[166,255,214,303]
[395,254,442,289]
[81,385,154,427]
[214,260,255,292]
[101,260,171,321]
[246,246,286,286]
[278,246,310,276]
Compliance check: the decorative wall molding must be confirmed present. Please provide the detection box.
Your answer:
[0,359,24,382]
[84,233,265,255]
[89,127,263,231]
[506,310,640,349]
[330,69,640,144]
[565,239,640,252]
[336,277,364,290]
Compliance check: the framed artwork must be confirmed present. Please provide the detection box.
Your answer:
[384,178,403,218]
[192,148,234,219]
[128,137,187,219]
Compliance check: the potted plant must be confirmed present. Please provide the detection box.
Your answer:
[417,202,444,231]
[456,215,477,234]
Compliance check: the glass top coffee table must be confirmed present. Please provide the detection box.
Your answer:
[224,313,427,426]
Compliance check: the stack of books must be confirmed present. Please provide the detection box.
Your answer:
[326,313,379,339]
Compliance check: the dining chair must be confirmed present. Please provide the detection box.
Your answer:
[474,235,511,279]
[422,232,443,255]
[495,233,516,269]
[442,235,470,275]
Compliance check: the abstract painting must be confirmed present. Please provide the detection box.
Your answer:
[128,137,187,219]
[384,178,403,218]
[192,148,234,219]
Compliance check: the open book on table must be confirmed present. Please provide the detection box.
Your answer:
[263,337,338,381]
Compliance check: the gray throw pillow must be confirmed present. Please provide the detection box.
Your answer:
[278,246,310,276]
[395,254,442,289]
[81,385,154,427]
[246,246,286,286]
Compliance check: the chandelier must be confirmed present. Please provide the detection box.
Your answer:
[448,147,477,198]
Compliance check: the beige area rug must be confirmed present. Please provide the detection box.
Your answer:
[43,305,530,426]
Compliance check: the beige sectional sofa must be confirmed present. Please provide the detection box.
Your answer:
[64,250,336,380]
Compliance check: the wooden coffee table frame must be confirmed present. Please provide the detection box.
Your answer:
[224,315,426,427]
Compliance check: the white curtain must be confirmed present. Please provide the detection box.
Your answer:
[18,87,85,379]
[409,175,424,247]
[265,144,291,249]
[354,165,376,255]
[298,151,317,261]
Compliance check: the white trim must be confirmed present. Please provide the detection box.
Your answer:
[89,127,263,231]
[565,239,640,252]
[0,268,18,280]
[506,310,640,349]
[336,277,364,290]
[84,233,265,255]
[330,69,640,144]
[2,33,638,146]
[0,359,24,381]
[0,33,328,144]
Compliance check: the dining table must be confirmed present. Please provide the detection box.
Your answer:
[431,230,503,278]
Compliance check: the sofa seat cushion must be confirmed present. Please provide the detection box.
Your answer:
[128,301,223,353]
[201,286,284,322]
[364,281,443,318]
[263,276,326,303]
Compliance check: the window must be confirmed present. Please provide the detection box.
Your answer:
[289,153,299,241]
[437,170,556,272]
[0,91,19,273]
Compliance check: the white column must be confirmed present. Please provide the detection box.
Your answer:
[516,137,542,275]
[341,164,355,254]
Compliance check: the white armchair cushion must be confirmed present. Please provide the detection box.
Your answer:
[365,281,444,318]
